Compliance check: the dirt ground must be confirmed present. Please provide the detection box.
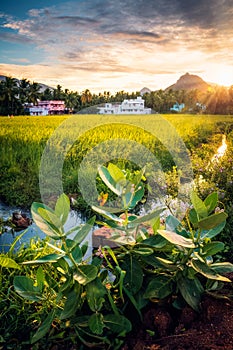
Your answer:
[123,275,233,350]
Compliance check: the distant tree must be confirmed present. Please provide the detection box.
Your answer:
[41,87,53,101]
[0,77,20,115]
[28,82,41,105]
[81,89,92,106]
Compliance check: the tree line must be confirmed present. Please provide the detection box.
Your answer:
[0,76,232,115]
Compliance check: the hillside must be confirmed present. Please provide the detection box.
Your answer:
[166,72,210,92]
[0,75,53,92]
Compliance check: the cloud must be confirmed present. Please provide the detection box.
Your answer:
[0,0,232,91]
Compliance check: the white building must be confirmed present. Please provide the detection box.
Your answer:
[97,96,151,114]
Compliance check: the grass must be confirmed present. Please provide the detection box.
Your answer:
[0,114,232,209]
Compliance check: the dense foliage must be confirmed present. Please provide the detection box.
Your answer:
[0,166,233,349]
[0,76,233,115]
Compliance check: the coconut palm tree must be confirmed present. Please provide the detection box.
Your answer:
[0,77,19,115]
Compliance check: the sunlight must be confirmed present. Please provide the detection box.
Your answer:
[208,66,233,87]
[211,135,227,162]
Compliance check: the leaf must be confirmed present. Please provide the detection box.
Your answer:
[132,246,154,256]
[73,216,96,244]
[121,256,143,294]
[191,259,231,282]
[31,310,56,343]
[202,241,225,256]
[107,163,125,183]
[204,192,218,214]
[55,193,70,225]
[201,221,226,239]
[198,212,228,230]
[36,266,45,292]
[142,235,168,248]
[129,208,165,226]
[91,206,124,223]
[88,313,104,335]
[73,265,98,285]
[60,284,81,320]
[103,314,132,334]
[22,253,65,265]
[86,278,107,312]
[157,229,195,248]
[190,192,208,220]
[31,202,63,239]
[0,256,20,269]
[211,262,233,274]
[189,208,198,226]
[13,276,44,301]
[177,273,204,311]
[144,275,173,299]
[165,215,181,232]
[98,165,121,195]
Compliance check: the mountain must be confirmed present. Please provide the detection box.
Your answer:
[0,75,54,92]
[166,73,210,92]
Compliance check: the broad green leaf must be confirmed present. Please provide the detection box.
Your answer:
[121,256,143,294]
[60,284,82,320]
[31,202,63,238]
[73,265,98,285]
[201,221,226,239]
[198,212,228,230]
[103,314,132,334]
[129,208,165,226]
[204,192,218,214]
[0,256,20,269]
[31,310,56,343]
[91,206,124,223]
[88,313,104,335]
[124,184,144,209]
[86,278,107,312]
[189,208,198,227]
[98,165,120,195]
[157,229,195,248]
[190,192,208,220]
[22,253,65,265]
[202,241,225,256]
[13,276,44,301]
[211,262,233,274]
[55,193,70,225]
[73,216,96,244]
[107,163,125,183]
[142,235,168,248]
[38,207,63,232]
[144,275,173,299]
[177,273,204,311]
[191,259,231,282]
[72,246,83,263]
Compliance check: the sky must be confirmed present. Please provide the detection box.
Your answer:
[0,0,233,93]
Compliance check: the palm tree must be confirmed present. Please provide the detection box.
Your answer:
[0,77,19,115]
[28,82,41,105]
[81,89,92,105]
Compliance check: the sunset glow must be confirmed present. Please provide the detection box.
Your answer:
[0,0,232,92]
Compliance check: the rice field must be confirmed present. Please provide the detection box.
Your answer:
[0,114,232,209]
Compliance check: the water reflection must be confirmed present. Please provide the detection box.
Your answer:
[211,135,227,162]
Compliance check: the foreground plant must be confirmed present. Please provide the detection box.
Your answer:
[11,163,233,348]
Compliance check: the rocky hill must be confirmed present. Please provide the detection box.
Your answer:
[166,72,210,92]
